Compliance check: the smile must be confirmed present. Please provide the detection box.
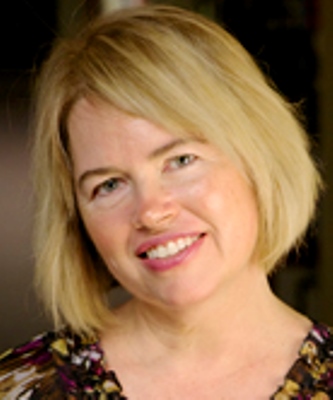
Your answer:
[141,235,202,260]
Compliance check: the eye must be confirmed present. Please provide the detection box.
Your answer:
[93,177,122,198]
[166,154,197,171]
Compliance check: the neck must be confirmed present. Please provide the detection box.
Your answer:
[106,266,309,364]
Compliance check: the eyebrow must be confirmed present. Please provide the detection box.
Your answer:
[148,138,188,159]
[77,138,190,191]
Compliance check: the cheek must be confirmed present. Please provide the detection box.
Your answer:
[175,172,227,215]
[180,171,258,240]
[79,209,125,261]
[223,183,259,250]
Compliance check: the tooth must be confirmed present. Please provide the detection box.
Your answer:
[167,242,178,255]
[177,238,186,250]
[184,237,192,246]
[156,245,168,258]
[150,249,157,259]
[145,235,200,260]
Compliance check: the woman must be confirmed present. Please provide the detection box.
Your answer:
[0,5,332,399]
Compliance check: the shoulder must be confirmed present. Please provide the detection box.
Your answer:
[273,322,333,399]
[303,322,333,358]
[0,328,125,399]
[0,330,66,398]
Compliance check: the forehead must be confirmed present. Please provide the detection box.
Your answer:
[67,98,193,161]
[67,97,196,145]
[68,98,124,130]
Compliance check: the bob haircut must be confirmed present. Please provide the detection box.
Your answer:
[33,5,321,335]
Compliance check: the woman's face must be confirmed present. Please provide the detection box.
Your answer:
[69,98,260,309]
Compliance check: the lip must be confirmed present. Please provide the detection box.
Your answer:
[135,232,205,273]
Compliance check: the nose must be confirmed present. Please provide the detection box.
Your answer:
[132,184,179,231]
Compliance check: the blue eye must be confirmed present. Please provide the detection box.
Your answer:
[93,178,120,197]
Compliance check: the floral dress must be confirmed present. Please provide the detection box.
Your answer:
[0,323,332,399]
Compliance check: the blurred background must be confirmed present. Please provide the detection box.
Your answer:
[1,0,333,352]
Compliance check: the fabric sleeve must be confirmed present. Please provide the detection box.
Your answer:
[0,332,64,399]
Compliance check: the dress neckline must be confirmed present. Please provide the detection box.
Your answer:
[52,322,333,398]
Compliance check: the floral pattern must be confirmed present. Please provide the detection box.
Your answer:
[0,329,125,399]
[0,323,332,399]
[272,323,333,399]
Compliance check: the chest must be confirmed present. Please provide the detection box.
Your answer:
[113,358,284,400]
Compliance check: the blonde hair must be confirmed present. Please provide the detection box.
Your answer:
[33,5,321,335]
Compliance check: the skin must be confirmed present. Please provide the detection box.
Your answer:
[68,98,312,399]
